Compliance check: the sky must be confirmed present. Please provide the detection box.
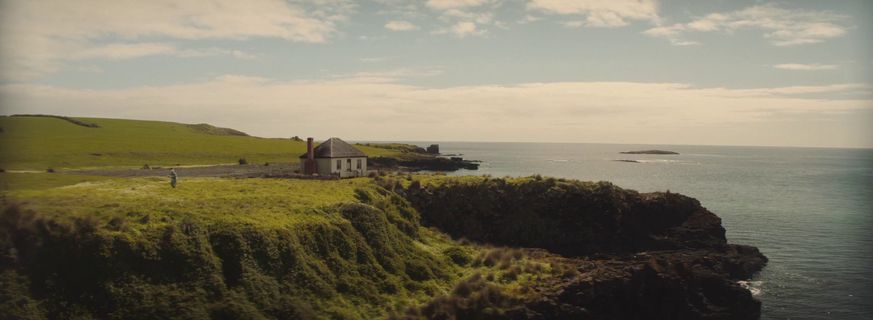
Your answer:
[0,0,871,148]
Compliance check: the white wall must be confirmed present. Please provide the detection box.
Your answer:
[307,157,366,178]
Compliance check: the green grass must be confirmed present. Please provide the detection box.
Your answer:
[0,175,574,319]
[0,116,399,170]
[0,172,115,191]
[0,177,455,319]
[4,176,371,230]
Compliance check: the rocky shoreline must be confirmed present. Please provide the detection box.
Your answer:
[394,177,767,319]
[368,156,480,172]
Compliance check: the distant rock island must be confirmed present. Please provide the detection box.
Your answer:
[614,159,641,163]
[620,149,679,155]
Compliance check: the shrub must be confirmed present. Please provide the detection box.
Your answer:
[442,246,472,266]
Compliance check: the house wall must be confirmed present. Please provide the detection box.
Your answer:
[313,157,367,178]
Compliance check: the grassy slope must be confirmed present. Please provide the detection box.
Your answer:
[0,116,398,170]
[0,177,449,319]
[0,175,570,319]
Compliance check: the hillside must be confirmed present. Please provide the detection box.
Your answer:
[0,116,398,170]
[0,174,766,319]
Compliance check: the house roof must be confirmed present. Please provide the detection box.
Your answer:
[299,137,367,159]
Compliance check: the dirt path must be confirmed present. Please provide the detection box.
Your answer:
[69,163,303,178]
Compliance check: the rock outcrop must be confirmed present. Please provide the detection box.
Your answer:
[398,176,767,319]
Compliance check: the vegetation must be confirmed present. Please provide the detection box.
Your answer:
[0,173,764,319]
[1,177,439,319]
[0,175,571,319]
[0,116,399,170]
[10,114,100,128]
[356,143,426,154]
[396,174,726,255]
[0,116,764,319]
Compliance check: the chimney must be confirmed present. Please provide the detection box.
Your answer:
[305,137,316,174]
[307,138,314,161]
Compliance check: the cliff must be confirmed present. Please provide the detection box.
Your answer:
[390,175,767,319]
[0,175,766,319]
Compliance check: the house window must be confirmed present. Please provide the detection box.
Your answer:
[346,159,352,171]
[356,159,362,169]
[336,159,341,170]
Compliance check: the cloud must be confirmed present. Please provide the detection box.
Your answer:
[424,0,501,38]
[0,0,348,81]
[74,43,179,60]
[433,21,487,38]
[451,21,483,37]
[562,21,584,28]
[2,75,870,147]
[644,4,848,46]
[385,20,419,31]
[772,63,838,71]
[518,15,542,24]
[426,0,494,10]
[360,56,393,63]
[527,0,659,28]
[73,43,257,60]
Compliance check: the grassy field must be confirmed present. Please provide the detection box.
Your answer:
[0,116,399,170]
[0,116,569,319]
[4,175,371,229]
[0,174,565,319]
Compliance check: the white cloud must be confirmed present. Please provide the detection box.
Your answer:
[426,0,494,10]
[74,43,179,60]
[73,43,257,60]
[433,21,487,38]
[0,0,348,80]
[772,63,838,71]
[518,15,542,24]
[562,21,584,28]
[644,4,848,46]
[527,0,659,27]
[2,75,870,147]
[453,21,482,37]
[424,0,501,37]
[385,20,419,31]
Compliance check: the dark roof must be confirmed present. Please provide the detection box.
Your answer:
[299,137,367,159]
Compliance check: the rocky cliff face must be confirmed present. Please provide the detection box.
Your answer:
[397,176,768,319]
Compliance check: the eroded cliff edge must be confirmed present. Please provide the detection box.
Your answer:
[0,175,767,319]
[387,175,768,319]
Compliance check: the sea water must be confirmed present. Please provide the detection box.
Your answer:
[407,142,873,319]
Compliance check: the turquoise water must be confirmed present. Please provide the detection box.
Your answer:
[417,142,872,319]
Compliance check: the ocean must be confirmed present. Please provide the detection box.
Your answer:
[410,142,873,319]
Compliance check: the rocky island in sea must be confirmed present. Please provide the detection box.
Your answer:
[621,150,680,155]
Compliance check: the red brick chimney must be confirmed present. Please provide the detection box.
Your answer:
[305,137,316,174]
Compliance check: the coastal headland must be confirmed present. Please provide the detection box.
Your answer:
[0,116,766,319]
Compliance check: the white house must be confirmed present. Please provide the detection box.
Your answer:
[299,137,367,178]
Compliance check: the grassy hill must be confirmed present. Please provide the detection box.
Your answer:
[0,175,562,319]
[0,115,399,170]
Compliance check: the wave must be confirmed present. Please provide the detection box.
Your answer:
[738,280,763,296]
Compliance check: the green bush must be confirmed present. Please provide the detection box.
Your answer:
[442,246,472,266]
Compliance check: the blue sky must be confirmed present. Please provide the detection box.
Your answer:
[1,0,871,147]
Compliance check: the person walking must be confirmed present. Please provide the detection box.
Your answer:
[169,168,178,188]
